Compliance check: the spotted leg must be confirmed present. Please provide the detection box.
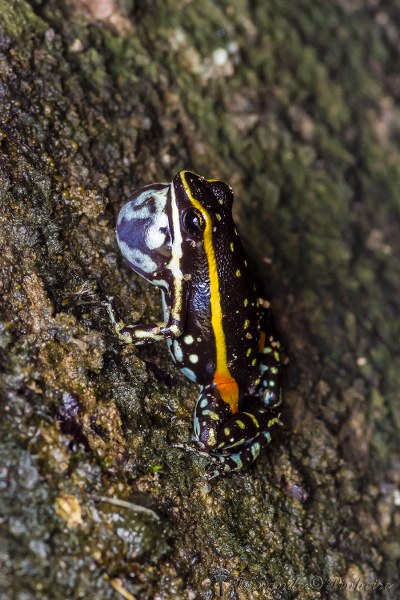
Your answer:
[194,332,282,479]
[256,333,282,408]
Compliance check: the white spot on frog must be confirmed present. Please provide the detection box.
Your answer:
[172,340,183,363]
[118,241,157,273]
[181,367,197,382]
[146,223,167,250]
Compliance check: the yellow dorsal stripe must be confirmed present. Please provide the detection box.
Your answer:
[180,171,239,412]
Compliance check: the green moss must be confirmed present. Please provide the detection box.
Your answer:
[0,0,46,38]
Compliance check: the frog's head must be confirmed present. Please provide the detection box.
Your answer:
[117,170,236,289]
[116,183,172,282]
[172,170,234,235]
[171,170,236,268]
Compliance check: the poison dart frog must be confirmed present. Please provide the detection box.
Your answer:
[108,170,282,479]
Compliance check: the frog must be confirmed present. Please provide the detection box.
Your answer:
[108,170,282,479]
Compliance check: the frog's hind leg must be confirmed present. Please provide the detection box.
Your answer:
[206,430,273,480]
[203,396,282,479]
[196,329,283,479]
[193,386,281,460]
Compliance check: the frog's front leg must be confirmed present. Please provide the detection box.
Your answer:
[106,283,187,345]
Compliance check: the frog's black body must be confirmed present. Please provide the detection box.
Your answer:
[111,170,282,478]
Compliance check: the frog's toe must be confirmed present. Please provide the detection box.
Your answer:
[171,441,211,460]
[205,467,221,481]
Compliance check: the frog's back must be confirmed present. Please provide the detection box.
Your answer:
[171,171,261,393]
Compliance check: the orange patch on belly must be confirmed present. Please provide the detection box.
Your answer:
[213,372,239,413]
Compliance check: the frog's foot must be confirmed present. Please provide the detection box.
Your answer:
[205,431,273,481]
[104,296,123,328]
[170,441,211,459]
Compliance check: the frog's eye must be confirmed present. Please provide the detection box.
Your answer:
[183,209,205,234]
